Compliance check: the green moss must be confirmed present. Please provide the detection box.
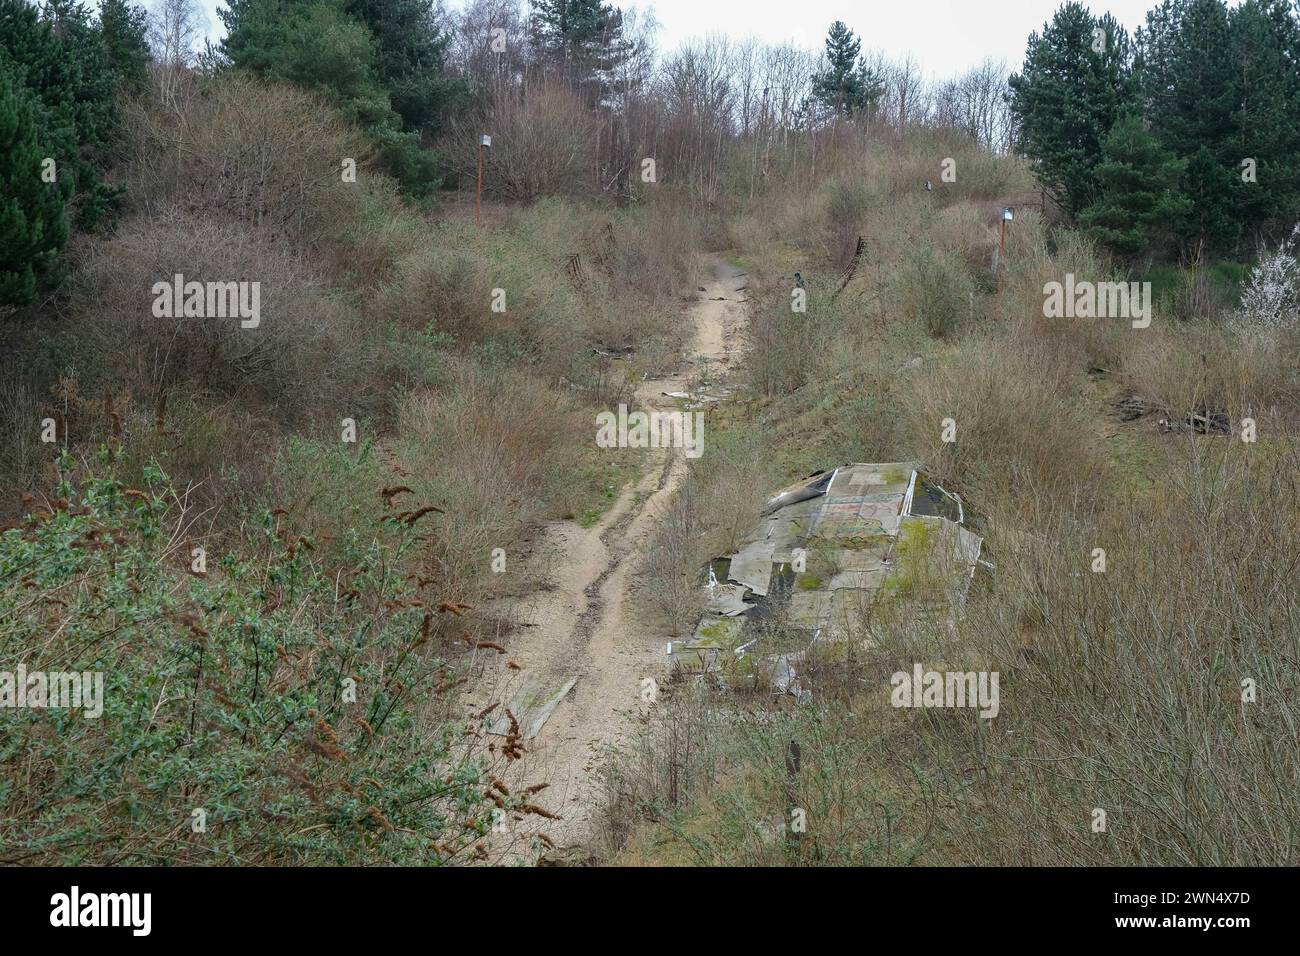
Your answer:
[698,620,729,639]
[896,517,936,554]
[886,518,942,598]
[690,617,746,650]
[882,465,910,485]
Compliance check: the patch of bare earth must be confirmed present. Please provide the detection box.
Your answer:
[470,256,748,860]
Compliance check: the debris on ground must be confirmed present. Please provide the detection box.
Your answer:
[1116,395,1148,421]
[1157,409,1230,435]
[673,463,984,698]
[490,675,578,740]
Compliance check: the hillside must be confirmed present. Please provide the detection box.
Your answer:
[2,0,1298,875]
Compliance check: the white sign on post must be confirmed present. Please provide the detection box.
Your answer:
[480,134,492,148]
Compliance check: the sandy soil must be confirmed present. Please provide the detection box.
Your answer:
[481,256,748,855]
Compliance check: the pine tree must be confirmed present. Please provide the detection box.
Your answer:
[1138,0,1241,250]
[342,0,461,132]
[1078,114,1191,257]
[0,0,123,229]
[1150,0,1236,161]
[219,0,445,194]
[1180,144,1241,250]
[811,21,884,117]
[1228,0,1300,237]
[0,63,70,306]
[1009,3,1136,217]
[98,0,151,92]
[1133,0,1182,125]
[529,0,628,87]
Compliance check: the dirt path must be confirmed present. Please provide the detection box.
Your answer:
[487,255,747,854]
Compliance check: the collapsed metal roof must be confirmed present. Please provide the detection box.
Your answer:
[673,463,983,683]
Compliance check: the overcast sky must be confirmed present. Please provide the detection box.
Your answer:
[613,0,1165,75]
[182,0,1242,81]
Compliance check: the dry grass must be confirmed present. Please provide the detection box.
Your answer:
[897,332,1106,511]
[904,439,1300,864]
[598,123,1300,867]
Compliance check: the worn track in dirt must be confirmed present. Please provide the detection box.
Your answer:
[484,256,748,852]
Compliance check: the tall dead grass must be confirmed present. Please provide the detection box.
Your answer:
[898,333,1106,513]
[600,124,1300,866]
[898,440,1300,864]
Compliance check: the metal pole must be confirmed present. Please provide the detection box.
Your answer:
[476,142,483,228]
[997,217,1007,297]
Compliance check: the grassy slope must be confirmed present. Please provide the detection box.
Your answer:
[0,73,705,864]
[602,131,1300,866]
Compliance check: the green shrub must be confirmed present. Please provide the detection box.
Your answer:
[0,453,519,865]
[893,246,974,338]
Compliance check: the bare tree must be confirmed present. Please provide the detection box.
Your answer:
[605,6,660,194]
[450,0,529,101]
[731,37,761,138]
[889,54,926,131]
[931,58,1011,152]
[759,42,817,132]
[657,35,738,202]
[148,0,204,67]
[447,76,602,200]
[148,0,205,114]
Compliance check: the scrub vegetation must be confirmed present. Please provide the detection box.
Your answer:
[2,0,1297,866]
